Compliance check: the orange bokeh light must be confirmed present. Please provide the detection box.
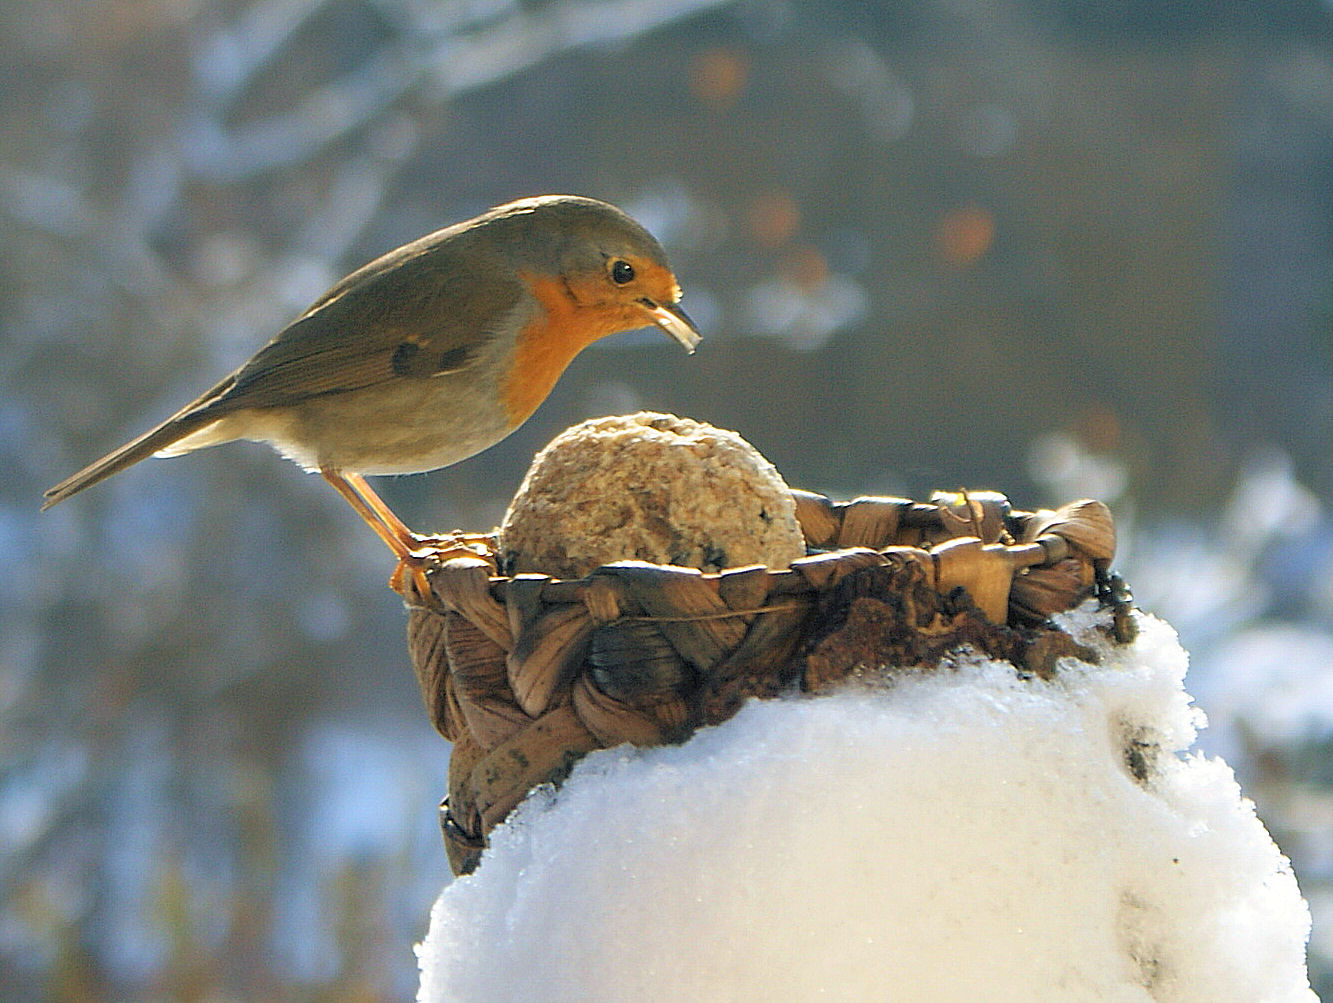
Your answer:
[935,206,995,266]
[745,189,801,249]
[689,47,750,112]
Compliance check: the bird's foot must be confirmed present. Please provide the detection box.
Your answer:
[389,532,498,602]
[390,550,435,603]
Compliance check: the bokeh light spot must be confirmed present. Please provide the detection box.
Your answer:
[935,206,995,266]
[689,46,750,112]
[745,189,801,249]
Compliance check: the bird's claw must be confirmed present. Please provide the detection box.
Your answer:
[390,549,437,603]
[389,533,498,603]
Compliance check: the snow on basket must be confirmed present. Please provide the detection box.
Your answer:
[416,613,1315,1002]
[397,414,1314,999]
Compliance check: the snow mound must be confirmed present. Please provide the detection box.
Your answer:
[417,610,1315,1002]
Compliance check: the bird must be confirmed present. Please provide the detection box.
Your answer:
[43,194,700,594]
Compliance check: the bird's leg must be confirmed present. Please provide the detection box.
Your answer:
[320,469,411,555]
[342,472,496,555]
[339,472,422,552]
[322,469,490,599]
[320,469,433,598]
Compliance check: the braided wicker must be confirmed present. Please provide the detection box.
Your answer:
[405,488,1129,875]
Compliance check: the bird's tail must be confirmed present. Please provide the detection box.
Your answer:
[42,383,235,510]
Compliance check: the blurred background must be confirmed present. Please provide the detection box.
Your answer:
[4,0,1333,998]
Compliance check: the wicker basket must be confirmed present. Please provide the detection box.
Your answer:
[405,488,1129,875]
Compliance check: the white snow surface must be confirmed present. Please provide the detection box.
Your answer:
[416,609,1315,1002]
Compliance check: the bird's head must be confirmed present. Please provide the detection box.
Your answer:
[499,195,701,353]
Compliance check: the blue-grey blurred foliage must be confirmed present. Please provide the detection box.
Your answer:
[3,0,1333,998]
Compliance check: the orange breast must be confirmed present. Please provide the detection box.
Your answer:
[501,272,636,425]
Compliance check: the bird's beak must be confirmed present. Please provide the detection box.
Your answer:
[640,298,701,354]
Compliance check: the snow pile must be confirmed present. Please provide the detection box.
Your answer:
[416,610,1315,1002]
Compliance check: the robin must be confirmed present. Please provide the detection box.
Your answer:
[43,195,700,594]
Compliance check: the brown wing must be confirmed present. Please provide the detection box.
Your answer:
[43,220,528,510]
[213,238,523,411]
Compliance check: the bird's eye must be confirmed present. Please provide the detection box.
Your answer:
[610,259,635,285]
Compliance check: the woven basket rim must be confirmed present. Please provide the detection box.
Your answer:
[429,487,1095,604]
